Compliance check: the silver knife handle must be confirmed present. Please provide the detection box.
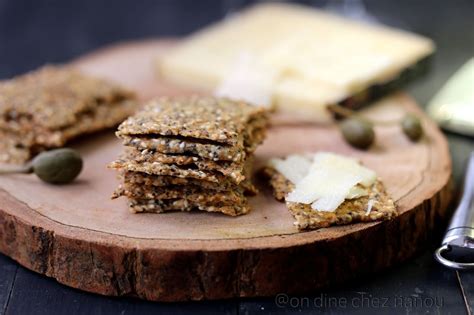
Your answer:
[435,152,474,269]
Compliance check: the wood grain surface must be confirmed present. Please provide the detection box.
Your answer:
[0,40,452,301]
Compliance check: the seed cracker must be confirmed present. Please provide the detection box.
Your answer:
[119,119,267,162]
[119,170,258,196]
[121,135,244,162]
[113,183,246,205]
[125,148,245,182]
[263,166,397,230]
[116,96,268,146]
[128,198,250,216]
[1,99,136,163]
[110,158,227,183]
[0,65,137,163]
[0,65,135,130]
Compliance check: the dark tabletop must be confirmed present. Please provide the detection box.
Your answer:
[0,0,473,314]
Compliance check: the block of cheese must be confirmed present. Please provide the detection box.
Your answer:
[158,3,435,121]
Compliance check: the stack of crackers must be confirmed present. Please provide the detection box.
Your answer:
[0,66,136,164]
[110,96,269,216]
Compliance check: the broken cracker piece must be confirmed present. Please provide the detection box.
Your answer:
[263,154,397,230]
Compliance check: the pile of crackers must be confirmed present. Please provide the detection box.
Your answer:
[110,96,269,216]
[0,66,136,164]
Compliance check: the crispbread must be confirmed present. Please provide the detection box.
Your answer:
[113,183,246,205]
[0,65,137,163]
[119,169,258,196]
[119,117,267,162]
[263,166,397,230]
[126,148,245,181]
[116,96,267,146]
[39,99,136,147]
[110,158,228,183]
[0,65,134,130]
[0,99,136,163]
[128,198,250,216]
[121,135,244,162]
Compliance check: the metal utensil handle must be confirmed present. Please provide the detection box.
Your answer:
[435,245,474,270]
[435,152,474,270]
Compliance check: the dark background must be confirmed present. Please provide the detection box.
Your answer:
[0,0,473,314]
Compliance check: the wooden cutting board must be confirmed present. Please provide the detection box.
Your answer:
[0,40,452,301]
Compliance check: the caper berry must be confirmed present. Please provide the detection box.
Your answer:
[401,114,423,141]
[0,148,83,184]
[340,117,375,150]
[32,148,83,184]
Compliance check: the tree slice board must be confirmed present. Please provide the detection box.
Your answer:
[0,40,452,301]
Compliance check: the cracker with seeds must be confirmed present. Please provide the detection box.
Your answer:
[119,169,258,196]
[110,158,230,183]
[116,96,267,145]
[113,183,246,205]
[121,135,245,162]
[124,148,246,181]
[119,117,267,162]
[0,65,137,163]
[263,153,397,230]
[287,181,396,229]
[128,199,250,216]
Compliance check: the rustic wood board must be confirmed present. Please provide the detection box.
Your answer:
[0,40,452,301]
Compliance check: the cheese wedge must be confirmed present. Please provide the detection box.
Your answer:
[158,3,434,121]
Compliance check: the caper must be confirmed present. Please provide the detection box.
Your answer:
[401,113,423,141]
[0,148,83,184]
[340,117,375,150]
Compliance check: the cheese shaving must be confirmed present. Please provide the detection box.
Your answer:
[271,152,376,212]
[214,52,275,107]
[346,186,369,199]
[270,154,312,184]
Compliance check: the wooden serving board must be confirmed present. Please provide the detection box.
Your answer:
[0,40,452,301]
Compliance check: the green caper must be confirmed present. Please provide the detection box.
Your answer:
[0,148,83,184]
[401,113,423,141]
[340,117,375,150]
[31,148,83,184]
